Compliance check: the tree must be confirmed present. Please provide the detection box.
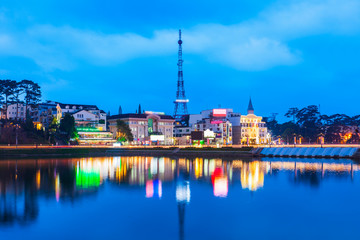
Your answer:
[19,80,41,120]
[296,105,320,125]
[24,111,35,132]
[48,116,58,143]
[59,114,77,141]
[116,120,134,142]
[295,105,321,142]
[0,79,17,119]
[263,117,279,136]
[9,82,25,120]
[285,107,299,123]
[278,121,300,144]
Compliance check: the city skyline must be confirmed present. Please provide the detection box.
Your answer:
[0,0,359,120]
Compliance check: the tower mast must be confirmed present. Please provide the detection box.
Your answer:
[173,29,189,121]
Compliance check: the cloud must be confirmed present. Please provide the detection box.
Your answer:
[0,0,359,71]
[256,0,360,38]
[41,76,69,91]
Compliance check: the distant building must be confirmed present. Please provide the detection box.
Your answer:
[173,115,191,144]
[191,109,234,145]
[2,103,44,129]
[240,99,270,145]
[36,102,58,129]
[76,127,115,145]
[4,103,28,120]
[54,102,107,131]
[108,111,175,145]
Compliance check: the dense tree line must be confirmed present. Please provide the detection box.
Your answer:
[0,79,45,144]
[264,105,360,144]
[0,79,42,120]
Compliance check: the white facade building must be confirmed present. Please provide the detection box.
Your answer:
[240,99,271,145]
[5,104,28,120]
[108,112,175,145]
[192,109,234,145]
[54,102,107,131]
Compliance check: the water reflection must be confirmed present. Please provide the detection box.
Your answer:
[0,157,359,228]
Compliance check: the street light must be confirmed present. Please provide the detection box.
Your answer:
[15,123,19,148]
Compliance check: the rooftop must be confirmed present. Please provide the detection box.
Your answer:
[108,113,174,120]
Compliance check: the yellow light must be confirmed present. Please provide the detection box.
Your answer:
[36,170,41,189]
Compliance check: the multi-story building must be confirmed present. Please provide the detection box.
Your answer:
[179,101,270,145]
[192,109,234,145]
[36,102,58,129]
[240,99,270,145]
[53,102,107,131]
[108,111,175,145]
[4,103,28,120]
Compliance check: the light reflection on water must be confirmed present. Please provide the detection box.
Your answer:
[0,156,359,239]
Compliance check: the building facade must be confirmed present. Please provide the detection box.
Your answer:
[4,103,29,120]
[240,99,270,145]
[192,109,234,145]
[108,112,175,145]
[54,102,107,131]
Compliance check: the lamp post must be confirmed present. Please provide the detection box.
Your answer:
[15,123,19,148]
[293,133,297,147]
[318,133,324,147]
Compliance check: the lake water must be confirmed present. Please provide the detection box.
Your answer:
[0,156,360,240]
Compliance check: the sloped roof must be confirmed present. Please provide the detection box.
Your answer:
[70,109,97,116]
[248,98,254,112]
[57,102,99,110]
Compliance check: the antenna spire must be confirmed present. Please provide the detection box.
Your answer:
[173,29,189,121]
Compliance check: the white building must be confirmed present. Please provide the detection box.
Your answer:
[5,103,28,120]
[55,102,107,131]
[240,99,270,145]
[192,109,234,145]
[108,112,175,145]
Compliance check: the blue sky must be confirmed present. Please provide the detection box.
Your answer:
[0,0,359,121]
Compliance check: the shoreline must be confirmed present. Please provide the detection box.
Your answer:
[1,146,359,159]
[0,147,254,159]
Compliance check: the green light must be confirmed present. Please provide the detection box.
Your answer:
[76,127,100,132]
[76,167,101,189]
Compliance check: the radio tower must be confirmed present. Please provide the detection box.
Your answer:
[173,29,189,121]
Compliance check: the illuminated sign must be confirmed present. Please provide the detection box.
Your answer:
[213,109,227,117]
[210,120,223,124]
[145,111,165,115]
[204,129,215,138]
[150,135,165,141]
[76,127,100,132]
